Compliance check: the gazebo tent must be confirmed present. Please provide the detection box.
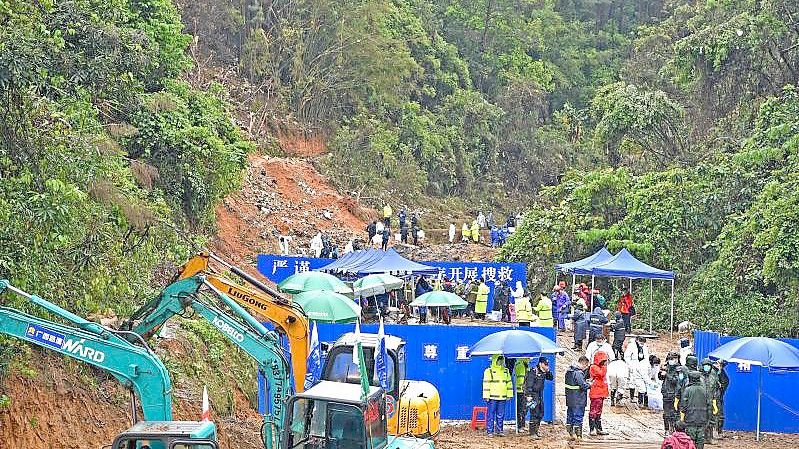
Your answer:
[589,249,675,334]
[555,247,614,275]
[317,249,438,276]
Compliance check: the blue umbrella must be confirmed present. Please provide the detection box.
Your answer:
[468,330,563,434]
[709,337,799,441]
[468,329,564,358]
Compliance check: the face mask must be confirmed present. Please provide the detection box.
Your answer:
[678,373,685,381]
[668,360,677,366]
[703,365,711,373]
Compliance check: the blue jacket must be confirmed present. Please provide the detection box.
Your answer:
[571,310,590,339]
[565,364,591,409]
[589,307,608,333]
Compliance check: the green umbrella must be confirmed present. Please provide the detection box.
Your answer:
[292,290,361,323]
[410,291,468,309]
[352,273,404,298]
[278,271,352,294]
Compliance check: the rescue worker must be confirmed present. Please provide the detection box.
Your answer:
[471,220,480,243]
[493,281,508,314]
[570,302,590,349]
[589,351,610,436]
[461,222,470,242]
[588,306,609,343]
[366,221,377,242]
[585,334,614,363]
[448,222,456,243]
[715,360,729,438]
[523,357,554,439]
[565,356,592,440]
[475,278,490,319]
[465,279,478,318]
[700,358,721,444]
[554,286,571,331]
[514,358,530,428]
[482,355,513,437]
[659,352,682,434]
[383,204,393,227]
[679,371,708,449]
[533,292,554,327]
[618,288,634,333]
[662,421,698,449]
[516,293,532,326]
[624,336,650,405]
[684,355,700,377]
[611,311,626,360]
[397,209,407,228]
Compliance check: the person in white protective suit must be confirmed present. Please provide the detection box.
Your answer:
[606,358,629,406]
[624,336,650,405]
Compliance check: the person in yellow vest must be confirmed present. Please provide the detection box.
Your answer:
[516,294,533,326]
[475,278,490,319]
[514,358,531,428]
[483,354,513,436]
[382,204,393,227]
[471,220,480,243]
[461,222,471,242]
[534,292,554,327]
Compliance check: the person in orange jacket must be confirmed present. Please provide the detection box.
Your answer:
[589,351,610,436]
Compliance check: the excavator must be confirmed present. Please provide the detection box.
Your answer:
[0,279,219,449]
[174,253,440,437]
[175,253,310,391]
[0,279,433,449]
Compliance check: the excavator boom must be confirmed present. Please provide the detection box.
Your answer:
[0,280,173,421]
[178,253,310,391]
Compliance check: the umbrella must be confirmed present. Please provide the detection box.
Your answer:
[709,337,799,441]
[279,271,353,294]
[292,290,361,323]
[409,291,468,309]
[468,329,565,358]
[468,330,564,434]
[352,273,404,298]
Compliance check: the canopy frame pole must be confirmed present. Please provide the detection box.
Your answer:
[514,380,519,434]
[571,273,576,296]
[590,276,595,310]
[670,279,675,339]
[649,279,653,333]
[756,365,762,441]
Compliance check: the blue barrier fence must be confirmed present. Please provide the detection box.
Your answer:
[693,331,799,433]
[259,324,556,422]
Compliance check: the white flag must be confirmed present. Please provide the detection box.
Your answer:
[202,385,211,421]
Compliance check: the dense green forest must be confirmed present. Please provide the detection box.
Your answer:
[178,0,799,335]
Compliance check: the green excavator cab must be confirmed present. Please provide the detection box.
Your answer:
[111,421,219,449]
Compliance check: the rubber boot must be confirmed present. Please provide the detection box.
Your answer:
[611,390,617,406]
[663,416,671,435]
[644,393,649,408]
[530,420,541,439]
[597,418,609,435]
[638,392,645,406]
[717,419,725,439]
[706,425,714,445]
[629,388,637,403]
[575,425,583,440]
[589,418,597,436]
[567,424,575,440]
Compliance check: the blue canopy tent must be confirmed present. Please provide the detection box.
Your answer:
[555,247,615,300]
[589,249,676,335]
[316,249,438,276]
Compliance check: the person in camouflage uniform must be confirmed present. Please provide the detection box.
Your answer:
[679,371,708,449]
[700,358,721,444]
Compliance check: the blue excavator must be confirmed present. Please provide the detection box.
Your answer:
[0,278,434,449]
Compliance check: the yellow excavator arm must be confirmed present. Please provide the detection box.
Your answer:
[178,253,310,391]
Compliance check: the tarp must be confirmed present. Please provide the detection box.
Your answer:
[590,248,674,280]
[555,247,614,275]
[316,249,438,275]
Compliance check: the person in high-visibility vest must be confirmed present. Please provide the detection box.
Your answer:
[534,293,554,327]
[514,358,531,428]
[461,222,471,242]
[483,354,513,436]
[471,220,480,243]
[382,204,393,227]
[516,295,533,326]
[475,278,490,319]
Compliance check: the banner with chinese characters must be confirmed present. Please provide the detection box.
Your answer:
[257,254,527,310]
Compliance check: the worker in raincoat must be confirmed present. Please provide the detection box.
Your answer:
[382,204,393,226]
[475,278,490,319]
[461,222,471,242]
[516,294,533,326]
[624,336,650,405]
[483,354,513,436]
[514,358,530,428]
[700,358,721,444]
[471,220,480,243]
[533,293,554,327]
